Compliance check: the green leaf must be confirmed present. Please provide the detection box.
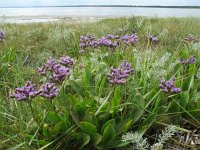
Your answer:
[80,121,97,135]
[115,141,130,148]
[112,86,121,108]
[91,133,102,145]
[84,67,94,95]
[98,76,107,97]
[95,90,113,116]
[182,76,194,91]
[73,103,85,117]
[70,80,84,96]
[51,121,64,134]
[38,140,48,146]
[81,133,90,148]
[28,127,40,145]
[180,91,189,108]
[123,119,133,132]
[102,125,116,146]
[47,112,61,123]
[129,93,145,124]
[7,142,26,150]
[139,113,156,134]
[101,119,115,133]
[84,111,98,127]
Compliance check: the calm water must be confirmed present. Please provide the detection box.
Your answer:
[0,7,200,23]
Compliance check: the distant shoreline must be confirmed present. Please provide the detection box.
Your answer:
[1,5,200,9]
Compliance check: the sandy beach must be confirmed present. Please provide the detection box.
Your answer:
[0,15,113,24]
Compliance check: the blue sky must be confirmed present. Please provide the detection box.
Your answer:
[0,0,200,7]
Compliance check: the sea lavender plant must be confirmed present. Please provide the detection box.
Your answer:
[97,36,118,50]
[38,64,48,76]
[79,49,85,53]
[50,66,70,82]
[122,34,139,45]
[159,79,181,94]
[181,55,196,65]
[10,81,40,101]
[0,31,5,42]
[39,83,59,99]
[148,35,158,45]
[79,33,122,52]
[38,57,73,83]
[59,56,74,68]
[107,61,133,85]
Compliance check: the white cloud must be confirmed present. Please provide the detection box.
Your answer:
[0,0,200,7]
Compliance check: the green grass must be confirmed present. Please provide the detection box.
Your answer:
[1,17,200,149]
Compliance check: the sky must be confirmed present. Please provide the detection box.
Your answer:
[0,0,200,7]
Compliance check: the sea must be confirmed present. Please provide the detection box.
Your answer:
[0,7,200,23]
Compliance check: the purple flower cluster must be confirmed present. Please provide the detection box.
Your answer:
[159,79,181,94]
[79,33,138,53]
[181,56,196,65]
[148,35,158,44]
[122,34,138,45]
[0,31,5,42]
[97,36,119,50]
[10,81,40,101]
[11,82,59,101]
[60,56,74,68]
[107,60,133,85]
[80,34,97,48]
[40,83,59,99]
[11,56,74,101]
[38,56,74,83]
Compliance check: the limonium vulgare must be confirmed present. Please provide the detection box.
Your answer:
[59,56,74,68]
[10,81,40,101]
[107,60,133,85]
[38,56,74,83]
[122,34,138,45]
[0,31,5,42]
[79,33,123,52]
[181,55,196,65]
[148,35,158,45]
[39,83,59,100]
[159,79,181,94]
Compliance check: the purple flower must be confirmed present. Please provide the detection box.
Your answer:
[47,57,56,67]
[159,79,181,94]
[0,31,5,42]
[37,64,48,76]
[40,83,59,99]
[122,34,138,45]
[59,56,74,68]
[79,49,85,53]
[50,66,70,82]
[148,35,158,44]
[10,81,40,101]
[107,34,115,39]
[181,55,196,65]
[38,57,72,83]
[107,61,133,85]
[80,43,86,48]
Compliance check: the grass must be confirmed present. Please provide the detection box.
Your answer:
[0,17,200,149]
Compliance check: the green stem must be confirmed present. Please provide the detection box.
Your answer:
[29,100,39,126]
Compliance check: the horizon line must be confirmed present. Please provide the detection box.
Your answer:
[1,5,200,8]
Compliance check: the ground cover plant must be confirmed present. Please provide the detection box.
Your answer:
[1,17,200,149]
